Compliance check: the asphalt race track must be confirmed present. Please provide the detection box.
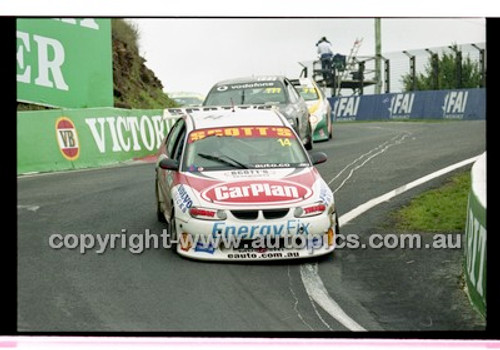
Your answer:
[18,120,486,332]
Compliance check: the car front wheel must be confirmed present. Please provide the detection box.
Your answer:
[328,114,333,139]
[168,209,178,243]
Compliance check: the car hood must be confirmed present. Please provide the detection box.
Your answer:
[177,167,328,208]
[306,99,328,115]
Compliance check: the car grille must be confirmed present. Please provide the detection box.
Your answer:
[230,209,289,220]
[231,210,259,220]
[262,209,289,219]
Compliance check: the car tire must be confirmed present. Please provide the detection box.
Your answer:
[155,178,167,223]
[305,121,313,150]
[168,209,178,248]
[167,210,178,242]
[328,112,333,139]
[334,212,340,236]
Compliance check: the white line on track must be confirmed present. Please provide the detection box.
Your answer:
[339,155,480,227]
[300,263,364,331]
[17,159,152,179]
[17,204,40,212]
[328,133,411,193]
[287,266,315,330]
[300,155,481,331]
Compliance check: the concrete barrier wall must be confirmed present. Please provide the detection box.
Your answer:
[329,88,485,121]
[17,108,177,175]
[464,152,486,318]
[17,89,486,175]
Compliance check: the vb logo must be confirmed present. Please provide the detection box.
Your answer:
[55,117,80,161]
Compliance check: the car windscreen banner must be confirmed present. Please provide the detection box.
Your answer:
[187,126,295,143]
[217,81,281,91]
[16,18,113,108]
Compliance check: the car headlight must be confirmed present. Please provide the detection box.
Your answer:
[294,202,327,218]
[189,207,227,220]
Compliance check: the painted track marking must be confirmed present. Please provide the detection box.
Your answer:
[300,155,481,331]
[300,263,365,331]
[328,133,411,193]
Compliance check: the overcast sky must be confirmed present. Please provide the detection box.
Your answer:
[129,18,485,96]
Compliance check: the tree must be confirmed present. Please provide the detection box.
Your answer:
[402,45,482,91]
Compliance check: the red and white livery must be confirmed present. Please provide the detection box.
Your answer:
[155,106,338,261]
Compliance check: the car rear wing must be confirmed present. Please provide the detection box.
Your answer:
[162,104,278,120]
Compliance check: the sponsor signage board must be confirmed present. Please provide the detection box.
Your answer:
[17,108,177,174]
[329,88,485,121]
[17,18,113,108]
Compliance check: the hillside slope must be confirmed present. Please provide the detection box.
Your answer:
[112,19,177,109]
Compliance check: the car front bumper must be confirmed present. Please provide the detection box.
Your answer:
[174,212,337,261]
[310,115,330,142]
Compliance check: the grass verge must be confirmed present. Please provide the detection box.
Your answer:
[392,169,471,232]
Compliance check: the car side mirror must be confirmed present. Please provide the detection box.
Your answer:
[159,158,179,171]
[310,152,327,165]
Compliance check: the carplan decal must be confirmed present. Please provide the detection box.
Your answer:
[201,180,312,205]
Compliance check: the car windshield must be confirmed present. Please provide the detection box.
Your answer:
[296,86,319,101]
[204,81,287,105]
[182,126,309,172]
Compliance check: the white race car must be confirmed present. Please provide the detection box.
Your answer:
[155,106,338,261]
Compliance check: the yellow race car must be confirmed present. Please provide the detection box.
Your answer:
[291,78,333,141]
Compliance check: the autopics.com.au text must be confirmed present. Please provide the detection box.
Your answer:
[47,229,463,255]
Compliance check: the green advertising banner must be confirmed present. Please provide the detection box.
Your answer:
[18,108,178,174]
[464,153,486,318]
[17,18,113,108]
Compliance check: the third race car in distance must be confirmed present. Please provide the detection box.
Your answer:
[169,91,205,107]
[203,76,314,150]
[291,78,333,142]
[156,106,338,261]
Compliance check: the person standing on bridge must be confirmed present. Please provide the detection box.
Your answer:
[316,37,334,83]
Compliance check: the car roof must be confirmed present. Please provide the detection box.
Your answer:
[168,91,205,99]
[165,107,289,131]
[290,78,318,88]
[191,108,287,130]
[210,75,288,87]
